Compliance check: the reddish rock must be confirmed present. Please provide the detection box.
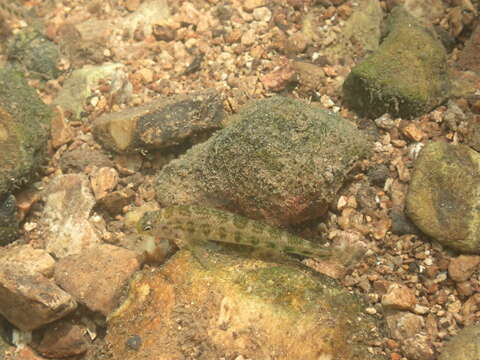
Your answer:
[382,283,416,311]
[261,64,296,92]
[4,346,47,360]
[448,255,480,282]
[385,311,425,341]
[34,321,88,358]
[54,244,142,316]
[0,266,77,331]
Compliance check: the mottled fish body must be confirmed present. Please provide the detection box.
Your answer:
[137,205,332,260]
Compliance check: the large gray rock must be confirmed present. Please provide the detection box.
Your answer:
[0,68,52,244]
[155,96,372,226]
[343,6,450,118]
[406,142,480,253]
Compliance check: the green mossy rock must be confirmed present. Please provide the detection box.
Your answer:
[7,28,61,80]
[406,142,480,253]
[155,96,372,226]
[343,6,450,118]
[0,68,53,243]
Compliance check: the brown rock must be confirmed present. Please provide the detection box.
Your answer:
[402,334,435,360]
[42,174,100,258]
[448,255,480,282]
[60,147,113,173]
[253,7,272,22]
[243,0,267,12]
[385,311,425,341]
[241,29,256,46]
[125,0,141,12]
[402,123,425,142]
[261,60,296,92]
[16,187,42,221]
[0,266,77,331]
[292,61,325,95]
[456,281,474,297]
[50,107,74,149]
[54,244,142,316]
[0,245,55,278]
[285,32,309,55]
[382,283,416,311]
[90,167,119,200]
[457,23,480,73]
[98,188,136,215]
[4,346,47,360]
[34,321,88,358]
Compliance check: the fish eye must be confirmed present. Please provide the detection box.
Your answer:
[143,223,152,232]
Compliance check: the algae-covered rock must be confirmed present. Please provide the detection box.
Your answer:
[438,324,480,360]
[343,6,450,118]
[103,250,386,360]
[7,28,61,80]
[155,96,372,226]
[406,142,480,253]
[0,68,52,243]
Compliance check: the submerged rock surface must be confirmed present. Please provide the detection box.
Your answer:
[406,142,480,253]
[155,96,371,226]
[102,250,386,360]
[343,6,450,118]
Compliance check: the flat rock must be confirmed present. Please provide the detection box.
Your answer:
[59,147,113,173]
[155,96,371,226]
[41,174,100,258]
[100,250,386,359]
[406,142,480,253]
[0,245,55,278]
[343,6,450,118]
[0,266,77,331]
[438,323,480,360]
[93,89,224,153]
[54,244,142,316]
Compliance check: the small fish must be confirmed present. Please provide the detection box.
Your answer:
[137,205,332,266]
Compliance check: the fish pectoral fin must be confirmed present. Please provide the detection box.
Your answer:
[185,241,213,269]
